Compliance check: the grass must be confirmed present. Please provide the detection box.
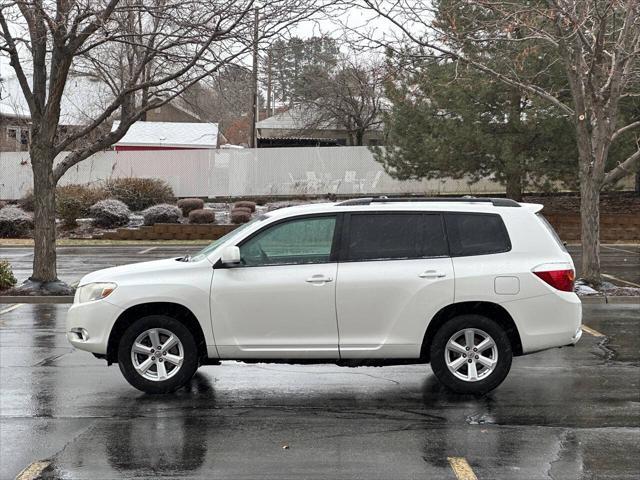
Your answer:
[0,239,210,246]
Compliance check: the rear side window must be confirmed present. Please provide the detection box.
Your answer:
[444,213,511,256]
[536,213,567,252]
[345,213,448,261]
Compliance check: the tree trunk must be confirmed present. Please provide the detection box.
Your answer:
[30,146,58,283]
[505,171,523,202]
[579,163,601,285]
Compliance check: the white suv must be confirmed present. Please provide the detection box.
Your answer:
[67,198,582,394]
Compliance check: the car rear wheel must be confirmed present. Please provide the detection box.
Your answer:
[118,315,199,394]
[430,314,512,394]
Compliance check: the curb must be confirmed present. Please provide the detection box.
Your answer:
[580,296,640,304]
[0,296,74,304]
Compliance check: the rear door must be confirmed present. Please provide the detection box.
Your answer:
[335,212,454,359]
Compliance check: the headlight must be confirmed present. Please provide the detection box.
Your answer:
[75,282,117,304]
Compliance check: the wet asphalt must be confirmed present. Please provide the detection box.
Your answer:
[0,302,639,479]
[1,244,639,287]
[0,244,639,478]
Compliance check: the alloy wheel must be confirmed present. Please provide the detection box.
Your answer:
[130,328,184,382]
[445,328,498,382]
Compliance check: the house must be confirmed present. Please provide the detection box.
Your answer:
[112,121,220,151]
[0,72,208,152]
[255,105,384,148]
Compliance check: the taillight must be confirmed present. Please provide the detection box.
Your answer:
[533,269,575,292]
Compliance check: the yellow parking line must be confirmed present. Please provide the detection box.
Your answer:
[448,457,478,480]
[0,304,23,315]
[15,460,50,480]
[581,325,605,337]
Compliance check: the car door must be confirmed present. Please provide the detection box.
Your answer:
[336,212,455,359]
[210,214,340,359]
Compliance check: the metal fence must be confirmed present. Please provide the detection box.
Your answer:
[2,146,631,200]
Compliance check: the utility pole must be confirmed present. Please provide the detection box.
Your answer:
[266,48,272,118]
[249,7,259,149]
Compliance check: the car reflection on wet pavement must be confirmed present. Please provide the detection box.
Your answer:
[0,302,638,479]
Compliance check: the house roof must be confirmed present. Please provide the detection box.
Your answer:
[255,105,336,131]
[0,72,204,125]
[112,121,218,148]
[0,73,114,125]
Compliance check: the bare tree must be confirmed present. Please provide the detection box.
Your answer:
[0,0,330,291]
[297,56,387,145]
[352,0,640,283]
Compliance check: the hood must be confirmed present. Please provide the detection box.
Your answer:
[78,257,189,286]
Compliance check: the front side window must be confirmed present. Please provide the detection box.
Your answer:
[240,216,336,266]
[444,213,511,256]
[346,213,448,261]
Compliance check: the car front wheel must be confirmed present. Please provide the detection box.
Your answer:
[430,314,512,394]
[118,315,199,393]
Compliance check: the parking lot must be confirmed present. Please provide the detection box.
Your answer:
[1,243,639,287]
[0,244,639,479]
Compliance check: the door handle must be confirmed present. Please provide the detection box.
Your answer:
[306,275,334,284]
[419,270,446,279]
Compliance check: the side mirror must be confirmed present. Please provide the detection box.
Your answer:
[220,245,241,265]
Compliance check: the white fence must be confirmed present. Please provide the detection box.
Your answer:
[2,146,631,200]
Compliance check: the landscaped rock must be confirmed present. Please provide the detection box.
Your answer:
[142,204,182,226]
[89,199,131,228]
[0,206,34,238]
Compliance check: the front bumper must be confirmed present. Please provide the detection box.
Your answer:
[66,300,124,354]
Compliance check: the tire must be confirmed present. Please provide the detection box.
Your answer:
[117,314,199,394]
[430,314,512,395]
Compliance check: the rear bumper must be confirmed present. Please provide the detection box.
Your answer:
[501,291,582,354]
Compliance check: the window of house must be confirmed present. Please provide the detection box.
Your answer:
[20,128,29,145]
[7,127,18,141]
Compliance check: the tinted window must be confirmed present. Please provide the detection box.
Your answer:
[346,213,447,261]
[240,216,336,266]
[444,213,510,256]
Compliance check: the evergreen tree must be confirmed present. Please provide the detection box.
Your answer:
[375,58,577,200]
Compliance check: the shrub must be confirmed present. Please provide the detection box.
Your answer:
[188,209,216,224]
[0,206,34,238]
[232,206,252,215]
[56,184,107,227]
[142,204,182,226]
[0,201,6,210]
[104,177,174,211]
[89,199,131,228]
[0,259,17,290]
[230,209,251,224]
[234,200,256,212]
[19,190,34,212]
[177,198,205,217]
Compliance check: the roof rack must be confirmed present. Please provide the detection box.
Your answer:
[335,196,521,207]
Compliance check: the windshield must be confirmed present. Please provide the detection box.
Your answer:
[190,215,268,262]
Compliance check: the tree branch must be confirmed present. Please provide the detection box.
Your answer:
[612,120,640,142]
[604,149,640,185]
